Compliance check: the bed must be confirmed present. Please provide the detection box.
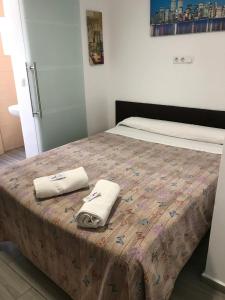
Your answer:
[0,100,225,300]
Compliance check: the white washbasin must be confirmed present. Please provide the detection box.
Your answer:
[8,104,20,117]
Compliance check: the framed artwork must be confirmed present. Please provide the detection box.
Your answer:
[86,10,104,65]
[150,0,225,36]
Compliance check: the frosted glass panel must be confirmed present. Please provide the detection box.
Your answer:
[38,104,87,151]
[25,22,83,67]
[20,0,87,152]
[37,67,85,112]
[22,0,80,25]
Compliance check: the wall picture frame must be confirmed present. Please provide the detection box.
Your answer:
[150,0,225,36]
[86,10,104,65]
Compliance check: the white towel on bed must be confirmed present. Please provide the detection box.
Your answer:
[33,167,89,199]
[75,179,120,228]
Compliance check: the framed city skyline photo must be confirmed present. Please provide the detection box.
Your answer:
[150,0,225,36]
[86,10,104,65]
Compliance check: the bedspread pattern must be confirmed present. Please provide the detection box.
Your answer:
[0,133,220,300]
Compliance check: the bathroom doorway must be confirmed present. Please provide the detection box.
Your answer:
[0,0,39,158]
[0,0,25,160]
[1,0,88,159]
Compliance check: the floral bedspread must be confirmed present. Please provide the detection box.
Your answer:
[0,132,220,300]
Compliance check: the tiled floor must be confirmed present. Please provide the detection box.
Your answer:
[0,147,25,168]
[0,243,71,300]
[0,234,225,300]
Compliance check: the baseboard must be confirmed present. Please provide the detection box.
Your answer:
[202,272,225,294]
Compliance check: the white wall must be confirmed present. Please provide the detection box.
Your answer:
[204,144,225,288]
[80,0,110,135]
[107,0,225,127]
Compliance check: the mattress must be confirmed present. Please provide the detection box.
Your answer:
[0,131,221,300]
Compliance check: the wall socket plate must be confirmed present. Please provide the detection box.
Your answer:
[173,56,193,64]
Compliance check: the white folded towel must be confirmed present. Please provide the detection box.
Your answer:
[33,167,89,199]
[75,179,120,228]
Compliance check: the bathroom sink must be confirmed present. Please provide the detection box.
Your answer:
[8,104,20,117]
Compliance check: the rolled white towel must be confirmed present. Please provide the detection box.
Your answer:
[76,179,120,228]
[33,167,89,199]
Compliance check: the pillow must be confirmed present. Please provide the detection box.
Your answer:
[119,117,225,145]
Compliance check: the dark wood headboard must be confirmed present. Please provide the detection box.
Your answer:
[116,100,225,129]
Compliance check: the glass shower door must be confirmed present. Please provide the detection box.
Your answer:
[20,0,87,152]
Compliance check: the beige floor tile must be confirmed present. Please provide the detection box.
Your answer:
[8,255,71,300]
[0,250,13,265]
[0,147,25,168]
[0,282,16,300]
[17,288,46,300]
[0,259,30,299]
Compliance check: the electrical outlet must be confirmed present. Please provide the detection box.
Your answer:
[173,57,180,64]
[173,56,193,64]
